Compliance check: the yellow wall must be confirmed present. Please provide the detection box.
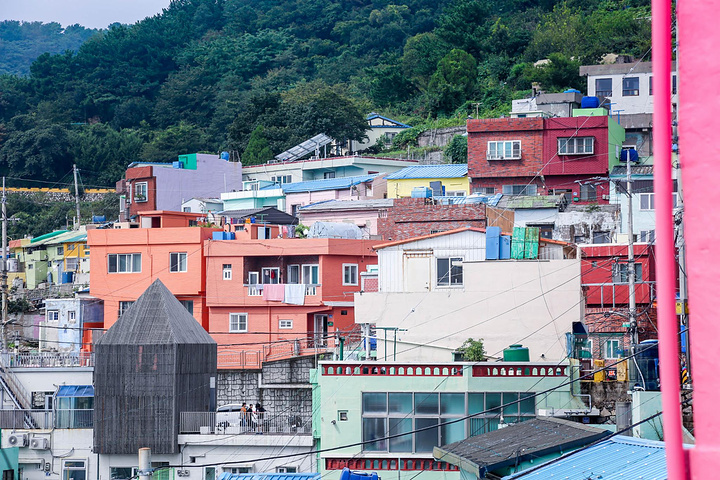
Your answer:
[63,241,89,260]
[387,177,470,198]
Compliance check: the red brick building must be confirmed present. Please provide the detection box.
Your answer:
[376,197,514,241]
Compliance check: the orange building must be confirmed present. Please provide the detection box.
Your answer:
[204,237,378,368]
[87,211,219,330]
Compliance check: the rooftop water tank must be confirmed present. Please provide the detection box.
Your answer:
[411,186,432,198]
[564,89,582,93]
[503,344,530,362]
[580,96,600,108]
[221,151,230,160]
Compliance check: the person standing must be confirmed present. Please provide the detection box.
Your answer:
[255,403,266,434]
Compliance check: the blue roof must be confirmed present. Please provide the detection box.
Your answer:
[56,385,94,397]
[366,113,412,128]
[281,175,377,193]
[504,436,668,479]
[386,164,468,180]
[219,474,320,480]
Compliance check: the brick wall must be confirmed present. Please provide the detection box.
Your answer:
[470,176,547,196]
[467,118,544,180]
[377,197,487,241]
[543,116,610,176]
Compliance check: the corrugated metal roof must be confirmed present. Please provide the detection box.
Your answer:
[386,164,467,180]
[366,113,412,128]
[29,230,68,245]
[282,175,377,193]
[298,199,394,212]
[503,436,668,479]
[56,385,94,397]
[218,207,298,225]
[496,194,566,209]
[219,474,320,480]
[610,165,654,177]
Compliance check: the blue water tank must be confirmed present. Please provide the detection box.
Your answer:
[620,149,639,163]
[411,187,432,198]
[486,227,501,260]
[564,89,582,93]
[212,232,225,241]
[221,151,230,160]
[61,272,74,284]
[172,161,183,169]
[339,468,379,480]
[581,96,600,108]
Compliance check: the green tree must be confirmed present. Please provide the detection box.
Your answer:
[457,338,486,361]
[427,49,478,115]
[402,32,451,91]
[241,125,274,165]
[140,122,210,163]
[444,134,468,163]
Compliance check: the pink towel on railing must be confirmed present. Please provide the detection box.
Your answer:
[263,283,285,301]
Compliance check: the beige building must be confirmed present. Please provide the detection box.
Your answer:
[354,228,582,362]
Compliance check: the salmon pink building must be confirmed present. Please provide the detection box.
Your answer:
[204,237,378,368]
[88,211,219,330]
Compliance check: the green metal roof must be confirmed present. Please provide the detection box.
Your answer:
[29,230,68,245]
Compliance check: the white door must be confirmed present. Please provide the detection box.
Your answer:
[404,254,432,292]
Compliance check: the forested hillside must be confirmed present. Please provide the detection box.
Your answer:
[0,0,651,189]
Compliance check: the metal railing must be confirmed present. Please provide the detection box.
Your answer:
[179,412,311,435]
[0,409,92,429]
[0,355,32,409]
[1,352,94,368]
[582,281,656,308]
[54,409,93,429]
[244,284,319,297]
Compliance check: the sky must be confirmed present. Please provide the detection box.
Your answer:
[2,0,173,29]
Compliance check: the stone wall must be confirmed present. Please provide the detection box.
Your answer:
[417,126,466,148]
[217,356,316,418]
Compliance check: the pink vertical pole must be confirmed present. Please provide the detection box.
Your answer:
[678,0,720,478]
[652,0,687,478]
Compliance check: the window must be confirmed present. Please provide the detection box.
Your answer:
[343,264,358,285]
[502,184,537,195]
[473,187,495,195]
[622,77,640,96]
[437,257,463,286]
[223,468,252,474]
[527,224,554,240]
[134,182,148,202]
[446,191,466,197]
[639,192,678,210]
[62,460,86,480]
[672,75,677,95]
[558,137,594,155]
[223,264,232,280]
[108,253,141,273]
[487,140,521,160]
[649,76,653,95]
[302,264,319,285]
[580,183,597,201]
[595,78,612,97]
[279,319,293,329]
[65,257,79,271]
[276,467,297,474]
[271,175,292,184]
[324,172,336,179]
[574,235,586,244]
[261,267,280,284]
[204,468,216,480]
[110,468,133,480]
[229,313,248,332]
[68,311,76,323]
[180,300,193,315]
[605,339,622,359]
[640,230,655,243]
[47,310,59,322]
[612,262,643,283]
[248,271,259,285]
[287,265,300,284]
[257,226,272,239]
[183,207,191,212]
[83,244,89,255]
[57,246,64,255]
[592,231,611,244]
[169,252,187,273]
[119,301,134,315]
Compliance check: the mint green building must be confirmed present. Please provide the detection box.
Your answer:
[312,361,588,480]
[573,107,626,170]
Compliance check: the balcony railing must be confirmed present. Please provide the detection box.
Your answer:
[245,284,319,297]
[0,409,92,429]
[2,352,94,368]
[582,281,656,308]
[179,411,311,435]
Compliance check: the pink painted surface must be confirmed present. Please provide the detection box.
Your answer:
[285,187,373,214]
[654,0,686,477]
[678,0,720,477]
[298,209,384,236]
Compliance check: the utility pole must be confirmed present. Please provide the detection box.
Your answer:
[138,448,152,480]
[1,177,7,351]
[626,162,638,347]
[73,164,81,230]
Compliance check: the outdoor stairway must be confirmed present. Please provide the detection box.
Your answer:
[0,356,38,428]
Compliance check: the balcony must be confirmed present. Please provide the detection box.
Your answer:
[0,409,92,429]
[2,352,94,368]
[179,412,311,435]
[582,281,656,307]
[245,284,320,297]
[218,340,333,369]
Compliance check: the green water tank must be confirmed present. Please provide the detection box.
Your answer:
[503,344,530,362]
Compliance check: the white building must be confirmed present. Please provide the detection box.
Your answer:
[354,228,582,362]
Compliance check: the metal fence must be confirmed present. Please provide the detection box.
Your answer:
[1,352,94,368]
[179,412,311,435]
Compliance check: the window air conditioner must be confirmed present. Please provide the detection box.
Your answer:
[8,433,28,447]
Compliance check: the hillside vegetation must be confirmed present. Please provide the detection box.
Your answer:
[0,0,651,188]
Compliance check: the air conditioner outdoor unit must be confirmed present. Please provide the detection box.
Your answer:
[30,437,49,450]
[8,433,28,447]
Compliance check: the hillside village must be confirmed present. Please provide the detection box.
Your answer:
[0,51,695,480]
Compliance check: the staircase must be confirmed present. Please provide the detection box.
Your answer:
[0,355,38,428]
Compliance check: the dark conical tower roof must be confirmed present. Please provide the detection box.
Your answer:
[97,279,215,345]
